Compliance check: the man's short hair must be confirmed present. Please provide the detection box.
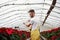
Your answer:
[28,9,35,13]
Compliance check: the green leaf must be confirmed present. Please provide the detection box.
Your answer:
[0,34,8,40]
[9,33,20,40]
[22,33,26,38]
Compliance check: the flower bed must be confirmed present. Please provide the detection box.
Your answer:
[41,27,60,40]
[0,28,30,40]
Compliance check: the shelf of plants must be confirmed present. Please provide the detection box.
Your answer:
[0,27,30,40]
[40,27,60,40]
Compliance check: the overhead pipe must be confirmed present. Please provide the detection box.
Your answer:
[42,0,56,26]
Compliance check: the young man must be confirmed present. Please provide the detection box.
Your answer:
[24,9,40,40]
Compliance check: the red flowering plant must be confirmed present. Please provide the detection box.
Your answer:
[51,35,60,40]
[41,27,60,40]
[6,28,14,35]
[0,27,30,40]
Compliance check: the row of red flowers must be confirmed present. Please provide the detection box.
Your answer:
[0,27,30,40]
[41,27,60,40]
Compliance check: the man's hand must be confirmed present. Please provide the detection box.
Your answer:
[23,23,25,25]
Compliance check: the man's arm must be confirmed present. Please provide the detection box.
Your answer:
[23,23,32,27]
[23,23,32,30]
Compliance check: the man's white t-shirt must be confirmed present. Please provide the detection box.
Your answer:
[29,16,40,30]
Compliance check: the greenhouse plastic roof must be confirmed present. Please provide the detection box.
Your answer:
[0,0,60,28]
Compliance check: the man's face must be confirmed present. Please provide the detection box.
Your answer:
[29,12,35,18]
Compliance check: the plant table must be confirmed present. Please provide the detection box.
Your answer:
[40,27,60,40]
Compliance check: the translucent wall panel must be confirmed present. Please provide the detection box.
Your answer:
[0,0,60,29]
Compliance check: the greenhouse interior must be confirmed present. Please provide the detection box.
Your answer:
[0,0,60,40]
